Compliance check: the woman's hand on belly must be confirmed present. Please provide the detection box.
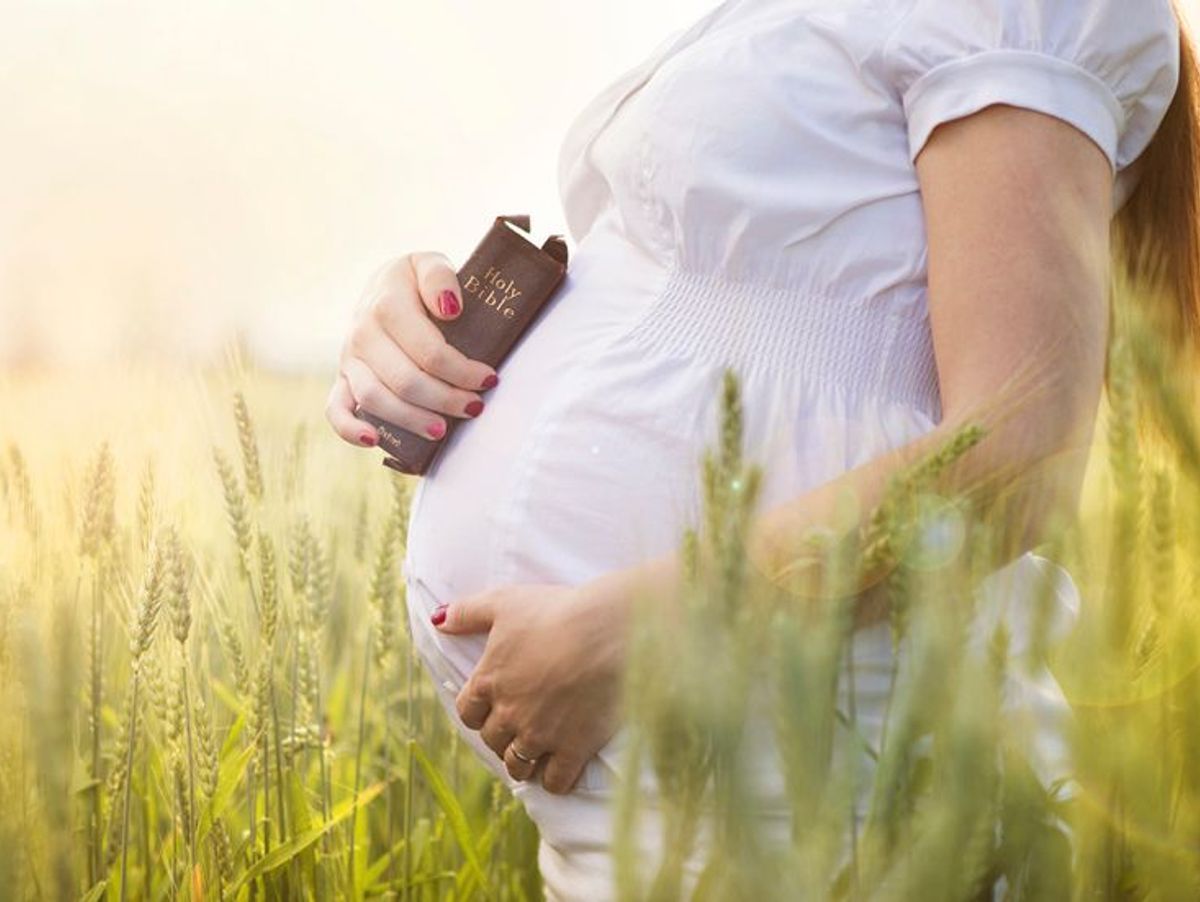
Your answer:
[429,559,680,795]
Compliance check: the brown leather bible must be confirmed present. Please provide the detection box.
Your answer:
[357,214,569,476]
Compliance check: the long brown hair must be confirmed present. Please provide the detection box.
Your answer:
[1112,3,1200,364]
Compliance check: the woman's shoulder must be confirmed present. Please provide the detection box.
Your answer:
[864,0,1181,173]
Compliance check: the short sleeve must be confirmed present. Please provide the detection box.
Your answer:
[879,0,1181,175]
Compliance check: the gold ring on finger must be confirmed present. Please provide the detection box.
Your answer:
[509,743,539,766]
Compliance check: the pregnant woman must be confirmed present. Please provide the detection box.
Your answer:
[327,0,1190,897]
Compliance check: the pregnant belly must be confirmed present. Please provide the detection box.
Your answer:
[397,212,947,684]
[400,214,701,608]
[402,314,715,608]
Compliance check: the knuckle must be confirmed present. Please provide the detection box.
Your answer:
[470,673,495,699]
[521,728,548,752]
[371,289,404,323]
[346,326,371,359]
[416,249,453,274]
[409,341,436,372]
[326,408,350,440]
[477,588,506,614]
[381,254,414,284]
[460,711,480,730]
[484,705,506,729]
[464,710,487,730]
[420,341,449,373]
[367,295,389,328]
[387,366,418,399]
[360,257,411,312]
[357,382,385,412]
[543,768,573,795]
[338,338,361,370]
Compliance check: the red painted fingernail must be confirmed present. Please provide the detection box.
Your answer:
[426,421,446,439]
[481,373,499,390]
[465,400,485,417]
[430,604,447,626]
[438,289,461,317]
[360,432,377,447]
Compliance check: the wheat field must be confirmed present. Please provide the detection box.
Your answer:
[0,360,543,901]
[3,292,1200,900]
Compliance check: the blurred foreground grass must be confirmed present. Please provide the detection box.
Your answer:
[4,289,1200,900]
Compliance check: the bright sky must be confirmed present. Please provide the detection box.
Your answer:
[1,0,1196,372]
[0,0,709,372]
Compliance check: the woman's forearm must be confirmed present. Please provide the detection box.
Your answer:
[599,359,1099,633]
[745,374,1099,621]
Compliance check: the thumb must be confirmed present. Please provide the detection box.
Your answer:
[431,591,497,635]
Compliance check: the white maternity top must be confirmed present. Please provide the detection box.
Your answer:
[401,0,1180,735]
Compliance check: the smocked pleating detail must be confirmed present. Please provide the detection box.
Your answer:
[624,266,942,416]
